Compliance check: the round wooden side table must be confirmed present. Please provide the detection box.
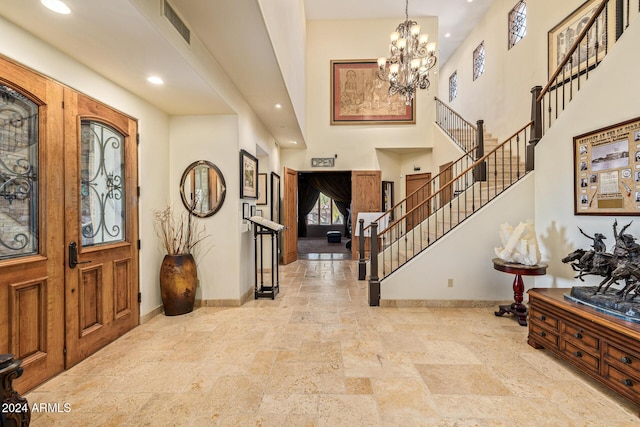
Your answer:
[492,258,548,326]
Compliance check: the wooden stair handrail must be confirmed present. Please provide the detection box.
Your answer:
[379,121,533,236]
[362,146,477,233]
[537,0,608,102]
[434,96,479,131]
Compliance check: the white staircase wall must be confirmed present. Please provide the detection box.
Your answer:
[534,16,640,289]
[381,173,535,302]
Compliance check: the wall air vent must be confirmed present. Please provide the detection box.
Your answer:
[163,0,191,45]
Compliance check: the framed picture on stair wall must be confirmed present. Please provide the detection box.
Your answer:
[574,116,640,215]
[330,59,415,125]
[547,0,614,82]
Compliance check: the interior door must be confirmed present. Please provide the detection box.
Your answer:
[63,90,139,367]
[405,172,431,232]
[439,162,453,206]
[351,170,382,259]
[282,167,298,265]
[0,59,65,392]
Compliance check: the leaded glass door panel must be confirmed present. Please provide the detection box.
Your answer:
[63,90,139,368]
[0,58,65,393]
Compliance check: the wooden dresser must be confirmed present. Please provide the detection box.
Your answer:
[528,288,640,409]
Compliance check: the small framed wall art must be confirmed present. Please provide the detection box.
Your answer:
[257,173,267,205]
[240,149,258,199]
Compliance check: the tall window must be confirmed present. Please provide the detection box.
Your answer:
[449,71,458,102]
[307,192,344,225]
[473,42,485,81]
[508,1,527,49]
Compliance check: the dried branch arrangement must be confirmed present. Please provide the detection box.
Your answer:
[153,205,209,255]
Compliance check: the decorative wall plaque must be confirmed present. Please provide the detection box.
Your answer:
[311,158,335,167]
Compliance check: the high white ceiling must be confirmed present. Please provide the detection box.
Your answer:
[304,0,494,65]
[0,0,493,149]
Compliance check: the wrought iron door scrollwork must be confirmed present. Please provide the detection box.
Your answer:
[80,121,125,246]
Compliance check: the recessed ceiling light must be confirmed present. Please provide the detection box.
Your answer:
[445,33,451,38]
[274,103,282,109]
[467,0,473,2]
[147,76,164,85]
[291,141,298,145]
[41,0,71,14]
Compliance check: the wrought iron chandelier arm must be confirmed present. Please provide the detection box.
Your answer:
[376,0,437,105]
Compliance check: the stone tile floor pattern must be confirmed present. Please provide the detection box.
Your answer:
[26,260,640,426]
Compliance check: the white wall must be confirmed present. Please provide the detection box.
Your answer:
[258,0,307,138]
[534,18,640,289]
[283,17,440,173]
[0,16,170,317]
[438,0,588,142]
[169,116,243,300]
[382,173,535,301]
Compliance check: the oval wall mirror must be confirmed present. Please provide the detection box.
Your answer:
[180,160,226,217]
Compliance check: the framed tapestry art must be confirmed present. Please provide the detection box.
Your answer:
[240,149,258,199]
[330,60,415,125]
[574,116,640,215]
[547,0,614,81]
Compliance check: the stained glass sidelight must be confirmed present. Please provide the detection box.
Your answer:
[80,120,125,247]
[0,84,39,260]
[473,42,485,81]
[508,1,527,49]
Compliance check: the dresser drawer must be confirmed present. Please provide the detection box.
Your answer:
[605,363,640,400]
[563,341,599,373]
[562,321,599,351]
[529,322,559,348]
[605,343,640,377]
[529,307,559,331]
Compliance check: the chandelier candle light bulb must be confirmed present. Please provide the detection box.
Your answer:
[377,0,437,105]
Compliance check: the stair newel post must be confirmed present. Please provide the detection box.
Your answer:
[368,222,380,306]
[473,119,486,182]
[528,85,543,172]
[358,219,366,280]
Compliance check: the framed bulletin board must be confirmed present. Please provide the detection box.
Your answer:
[574,117,640,215]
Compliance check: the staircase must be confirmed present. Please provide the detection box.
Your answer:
[369,121,532,277]
[361,0,640,306]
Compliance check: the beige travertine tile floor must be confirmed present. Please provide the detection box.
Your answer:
[26,259,640,426]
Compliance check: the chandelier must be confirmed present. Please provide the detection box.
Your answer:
[377,0,437,105]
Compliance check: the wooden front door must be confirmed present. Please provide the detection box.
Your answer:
[0,58,139,390]
[0,59,65,392]
[351,170,382,259]
[405,172,431,231]
[63,90,139,367]
[282,167,298,265]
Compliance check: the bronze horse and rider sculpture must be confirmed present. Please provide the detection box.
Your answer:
[563,220,640,301]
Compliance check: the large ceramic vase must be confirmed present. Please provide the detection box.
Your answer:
[159,254,197,316]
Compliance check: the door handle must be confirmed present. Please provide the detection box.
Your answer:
[68,241,92,269]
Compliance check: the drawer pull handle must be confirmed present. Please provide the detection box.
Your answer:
[573,332,583,339]
[539,315,546,321]
[573,351,582,358]
[539,331,546,337]
[622,379,633,387]
[622,357,632,364]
